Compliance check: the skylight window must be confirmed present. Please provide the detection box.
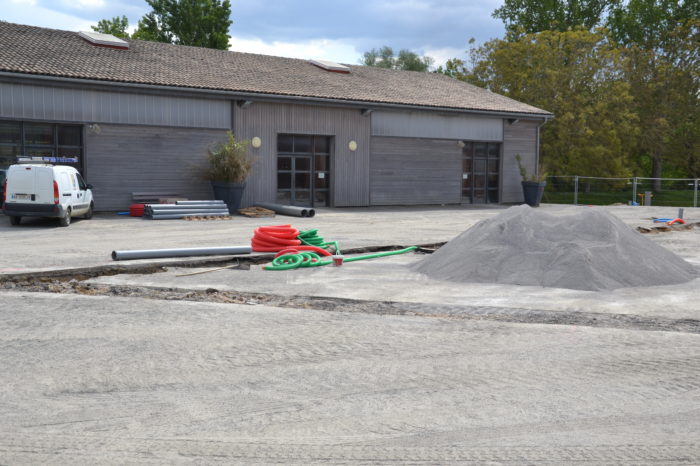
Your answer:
[78,31,129,50]
[309,59,350,74]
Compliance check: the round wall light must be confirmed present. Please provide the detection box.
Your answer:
[348,140,358,152]
[251,136,262,148]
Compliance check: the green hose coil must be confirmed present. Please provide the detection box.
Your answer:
[264,246,417,271]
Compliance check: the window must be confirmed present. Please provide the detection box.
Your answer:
[0,121,84,172]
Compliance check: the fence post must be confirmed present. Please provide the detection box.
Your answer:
[694,179,698,208]
[632,177,638,205]
[573,176,579,205]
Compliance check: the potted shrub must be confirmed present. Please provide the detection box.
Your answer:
[204,131,253,214]
[515,153,547,207]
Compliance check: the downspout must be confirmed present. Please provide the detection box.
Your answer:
[535,116,551,174]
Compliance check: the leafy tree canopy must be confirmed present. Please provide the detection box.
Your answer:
[132,0,232,50]
[91,16,130,39]
[493,0,613,37]
[467,28,639,178]
[362,46,434,72]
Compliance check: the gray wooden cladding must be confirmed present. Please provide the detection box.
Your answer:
[370,137,461,205]
[501,119,540,203]
[234,102,370,207]
[86,124,227,210]
[372,110,503,141]
[0,82,230,129]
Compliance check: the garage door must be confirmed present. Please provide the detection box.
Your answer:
[370,137,461,205]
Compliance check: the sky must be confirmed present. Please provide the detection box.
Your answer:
[0,0,506,67]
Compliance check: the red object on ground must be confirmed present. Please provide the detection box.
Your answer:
[252,224,332,256]
[668,218,686,225]
[129,203,145,217]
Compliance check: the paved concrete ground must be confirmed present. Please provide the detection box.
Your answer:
[2,203,699,273]
[1,292,699,464]
[1,204,700,464]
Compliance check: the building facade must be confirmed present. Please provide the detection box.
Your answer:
[0,22,551,211]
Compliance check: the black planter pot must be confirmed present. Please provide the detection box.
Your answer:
[211,181,246,214]
[522,181,547,207]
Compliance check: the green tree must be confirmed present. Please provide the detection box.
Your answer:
[467,28,638,178]
[91,15,130,39]
[133,0,232,50]
[362,46,434,71]
[493,0,614,37]
[606,1,700,182]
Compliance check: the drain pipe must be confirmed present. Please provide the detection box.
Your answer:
[255,202,315,218]
[112,246,252,261]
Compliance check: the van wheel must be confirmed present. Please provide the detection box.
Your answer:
[9,216,21,226]
[84,202,94,219]
[59,208,71,227]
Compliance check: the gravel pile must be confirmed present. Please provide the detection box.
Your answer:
[411,205,697,291]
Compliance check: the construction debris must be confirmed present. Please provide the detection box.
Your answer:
[238,206,275,218]
[638,222,699,234]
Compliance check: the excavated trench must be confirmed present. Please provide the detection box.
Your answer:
[2,242,700,335]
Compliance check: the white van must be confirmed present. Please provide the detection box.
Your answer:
[2,163,94,227]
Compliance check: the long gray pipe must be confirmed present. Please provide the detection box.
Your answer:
[112,245,252,261]
[146,213,229,220]
[146,207,230,213]
[255,202,315,217]
[175,200,224,205]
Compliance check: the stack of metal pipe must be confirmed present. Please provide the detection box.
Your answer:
[144,200,231,220]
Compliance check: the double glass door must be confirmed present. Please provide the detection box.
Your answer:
[277,134,331,207]
[461,141,501,204]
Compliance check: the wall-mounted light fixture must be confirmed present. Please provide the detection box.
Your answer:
[457,140,466,148]
[237,100,253,109]
[348,140,358,151]
[508,118,520,125]
[87,123,102,135]
[251,136,262,148]
[360,108,374,116]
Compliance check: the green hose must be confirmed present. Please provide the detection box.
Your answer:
[298,229,340,255]
[263,246,417,271]
[343,246,417,262]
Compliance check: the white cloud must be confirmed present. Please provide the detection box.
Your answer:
[0,1,94,31]
[64,0,106,8]
[9,0,37,5]
[422,45,469,68]
[229,35,362,65]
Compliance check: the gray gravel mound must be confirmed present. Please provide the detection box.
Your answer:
[411,205,697,291]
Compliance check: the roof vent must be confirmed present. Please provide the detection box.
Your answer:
[309,59,350,74]
[78,31,129,50]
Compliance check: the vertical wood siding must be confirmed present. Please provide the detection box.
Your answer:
[234,102,370,207]
[0,82,230,129]
[370,137,461,205]
[502,119,540,203]
[85,125,228,210]
[372,110,503,141]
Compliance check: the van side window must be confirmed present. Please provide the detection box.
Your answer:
[76,173,87,190]
[71,174,78,189]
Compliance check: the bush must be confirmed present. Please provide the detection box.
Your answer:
[204,132,253,183]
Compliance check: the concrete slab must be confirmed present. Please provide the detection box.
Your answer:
[2,203,700,274]
[1,292,699,464]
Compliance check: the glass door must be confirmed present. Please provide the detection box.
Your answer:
[461,141,500,204]
[277,134,331,207]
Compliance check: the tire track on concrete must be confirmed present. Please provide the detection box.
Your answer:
[1,433,699,464]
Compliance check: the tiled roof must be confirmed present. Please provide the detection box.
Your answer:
[0,21,551,116]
